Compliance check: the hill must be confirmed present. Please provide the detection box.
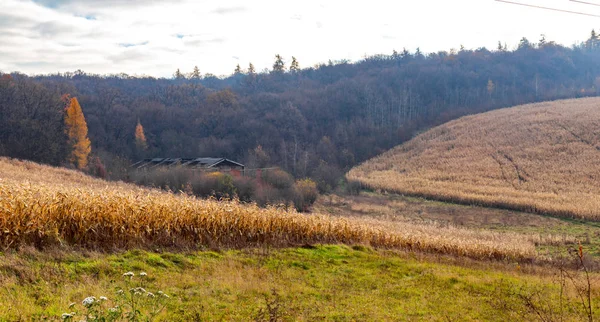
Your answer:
[349,97,600,220]
[3,35,600,190]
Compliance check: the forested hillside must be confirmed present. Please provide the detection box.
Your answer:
[2,33,600,188]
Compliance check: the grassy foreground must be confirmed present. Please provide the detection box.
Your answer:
[1,245,598,321]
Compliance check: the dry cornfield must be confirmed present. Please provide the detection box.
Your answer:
[348,97,600,220]
[0,157,539,261]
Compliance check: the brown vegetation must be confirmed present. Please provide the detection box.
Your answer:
[348,97,600,220]
[0,157,536,261]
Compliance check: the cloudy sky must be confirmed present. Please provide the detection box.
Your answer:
[1,0,599,78]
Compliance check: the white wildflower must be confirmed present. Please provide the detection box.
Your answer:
[123,272,134,277]
[68,302,76,308]
[99,296,108,301]
[139,272,147,277]
[82,296,96,308]
[147,292,155,298]
[61,313,73,319]
[161,293,170,298]
[117,289,124,295]
[108,307,118,313]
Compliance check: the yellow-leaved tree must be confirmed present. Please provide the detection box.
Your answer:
[64,96,91,169]
[135,120,148,151]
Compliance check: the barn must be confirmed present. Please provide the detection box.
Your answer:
[131,158,245,175]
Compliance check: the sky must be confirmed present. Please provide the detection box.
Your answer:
[1,0,599,78]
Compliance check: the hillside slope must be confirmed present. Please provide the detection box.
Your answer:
[0,158,536,260]
[348,97,600,220]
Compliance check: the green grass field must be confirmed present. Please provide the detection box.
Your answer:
[1,245,597,321]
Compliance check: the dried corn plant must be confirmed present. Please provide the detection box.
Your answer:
[0,157,536,261]
[349,98,600,221]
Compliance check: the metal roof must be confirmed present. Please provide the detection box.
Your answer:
[131,157,244,169]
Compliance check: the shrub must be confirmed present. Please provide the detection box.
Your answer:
[345,180,362,196]
[131,167,317,211]
[294,179,319,212]
[262,169,295,190]
[232,176,256,202]
[312,162,343,193]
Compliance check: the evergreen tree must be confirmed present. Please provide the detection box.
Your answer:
[587,29,598,51]
[234,64,243,75]
[174,68,184,80]
[415,47,424,59]
[191,66,201,79]
[518,37,532,50]
[401,48,411,59]
[64,96,91,169]
[248,63,256,75]
[539,34,547,47]
[290,56,300,72]
[273,54,286,73]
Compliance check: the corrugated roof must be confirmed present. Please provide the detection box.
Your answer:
[131,157,244,169]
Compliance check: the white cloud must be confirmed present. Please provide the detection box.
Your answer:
[0,0,598,77]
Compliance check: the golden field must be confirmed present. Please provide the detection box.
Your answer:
[0,157,539,261]
[348,97,600,220]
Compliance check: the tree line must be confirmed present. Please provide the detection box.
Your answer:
[1,31,600,191]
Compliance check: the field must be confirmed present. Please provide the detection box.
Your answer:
[2,155,600,320]
[0,157,539,261]
[348,97,600,221]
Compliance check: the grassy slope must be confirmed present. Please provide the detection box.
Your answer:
[348,97,600,220]
[1,245,594,321]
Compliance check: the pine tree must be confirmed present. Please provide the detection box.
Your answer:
[248,63,256,75]
[518,37,531,50]
[191,66,201,79]
[135,119,148,151]
[415,47,424,59]
[174,68,184,80]
[401,48,410,59]
[539,34,547,47]
[290,56,300,72]
[234,64,243,75]
[273,54,285,73]
[64,96,91,169]
[587,29,598,51]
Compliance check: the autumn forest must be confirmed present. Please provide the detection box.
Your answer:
[2,32,600,190]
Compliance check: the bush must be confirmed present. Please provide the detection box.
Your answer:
[130,168,319,211]
[294,179,319,212]
[130,167,193,192]
[345,180,362,196]
[312,162,343,193]
[232,176,256,202]
[190,172,236,200]
[262,169,295,190]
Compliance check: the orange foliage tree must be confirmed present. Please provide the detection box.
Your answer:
[64,96,91,169]
[135,120,148,150]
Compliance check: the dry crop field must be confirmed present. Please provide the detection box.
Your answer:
[349,97,600,221]
[0,157,540,261]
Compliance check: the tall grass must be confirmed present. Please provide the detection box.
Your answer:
[0,158,536,261]
[349,97,600,221]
